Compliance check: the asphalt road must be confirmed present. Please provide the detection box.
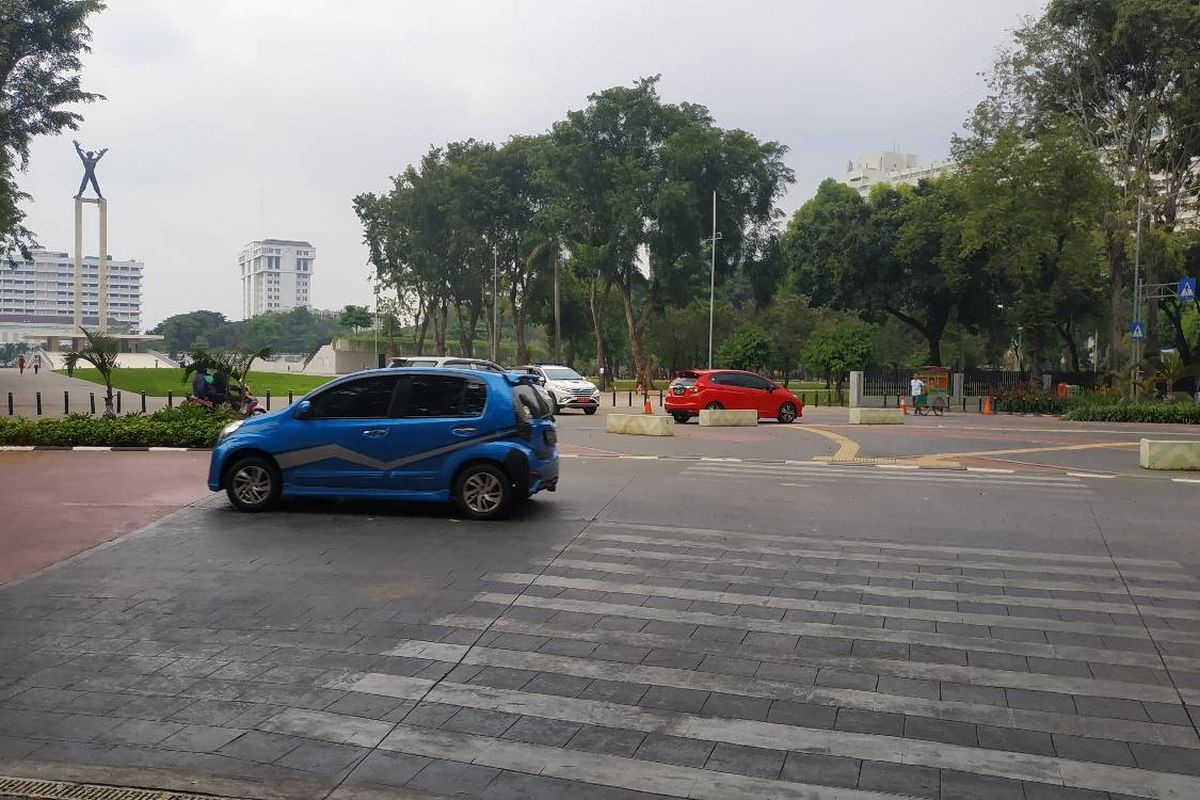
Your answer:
[1,408,1199,799]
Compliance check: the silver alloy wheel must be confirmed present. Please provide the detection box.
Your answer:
[462,471,504,514]
[231,464,272,506]
[779,402,797,423]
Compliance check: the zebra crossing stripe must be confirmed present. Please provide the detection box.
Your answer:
[568,542,1200,603]
[259,708,392,748]
[374,642,1192,746]
[589,520,1181,570]
[431,614,1196,716]
[486,571,1179,643]
[343,675,1200,799]
[468,591,1169,669]
[546,556,1200,622]
[583,531,1184,585]
[684,462,1091,489]
[377,723,906,800]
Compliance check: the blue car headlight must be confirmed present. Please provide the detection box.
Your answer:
[217,420,244,443]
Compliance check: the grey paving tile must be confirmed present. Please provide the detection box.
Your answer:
[1023,782,1109,800]
[639,685,709,714]
[940,769,1026,799]
[641,649,704,670]
[858,760,939,798]
[345,749,432,789]
[441,707,521,737]
[767,700,837,729]
[904,715,977,746]
[700,692,771,721]
[1006,688,1076,714]
[407,758,501,795]
[815,668,877,691]
[523,671,593,698]
[481,771,573,800]
[1073,695,1150,722]
[468,666,538,690]
[1052,734,1137,767]
[705,742,785,779]
[275,739,367,775]
[324,691,404,720]
[878,676,940,700]
[1143,700,1192,726]
[634,733,715,768]
[397,701,462,729]
[753,662,817,685]
[976,724,1056,756]
[538,638,599,658]
[579,680,649,705]
[114,694,197,721]
[217,730,304,763]
[502,715,582,747]
[940,683,1007,706]
[99,718,186,746]
[781,752,862,788]
[835,708,904,737]
[158,724,246,753]
[1130,742,1200,776]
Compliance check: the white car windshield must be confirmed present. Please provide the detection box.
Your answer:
[543,367,584,381]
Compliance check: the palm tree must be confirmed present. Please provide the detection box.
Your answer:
[63,327,121,418]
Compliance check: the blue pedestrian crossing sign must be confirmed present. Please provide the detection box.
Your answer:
[1132,321,1146,340]
[1180,277,1197,301]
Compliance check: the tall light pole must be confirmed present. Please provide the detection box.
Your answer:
[706,191,721,369]
[492,244,499,363]
[373,283,380,368]
[552,244,561,363]
[1131,197,1142,399]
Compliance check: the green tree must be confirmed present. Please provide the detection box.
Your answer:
[63,326,118,417]
[1,0,105,265]
[339,304,373,332]
[715,323,773,372]
[802,318,874,401]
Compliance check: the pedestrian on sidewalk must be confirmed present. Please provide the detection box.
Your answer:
[32,354,42,375]
[16,354,25,375]
[910,373,924,407]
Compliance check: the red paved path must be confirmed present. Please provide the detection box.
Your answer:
[0,451,211,584]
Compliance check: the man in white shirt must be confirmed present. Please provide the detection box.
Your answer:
[910,375,925,408]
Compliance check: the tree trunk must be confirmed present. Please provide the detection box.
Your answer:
[433,302,448,354]
[925,334,942,368]
[509,294,528,365]
[1104,217,1124,371]
[103,384,115,419]
[415,308,430,356]
[588,273,610,389]
[619,281,651,391]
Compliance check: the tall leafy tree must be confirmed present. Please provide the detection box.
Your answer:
[0,0,105,265]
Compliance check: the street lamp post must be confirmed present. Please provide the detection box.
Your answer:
[706,191,721,369]
[492,245,499,363]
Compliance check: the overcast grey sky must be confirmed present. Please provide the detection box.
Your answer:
[21,0,1046,328]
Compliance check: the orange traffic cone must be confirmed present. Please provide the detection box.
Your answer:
[982,396,994,416]
[900,399,907,415]
[643,393,653,415]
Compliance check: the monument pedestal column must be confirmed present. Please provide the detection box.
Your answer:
[73,196,109,333]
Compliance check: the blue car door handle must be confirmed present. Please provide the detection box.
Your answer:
[362,428,389,438]
[451,427,477,437]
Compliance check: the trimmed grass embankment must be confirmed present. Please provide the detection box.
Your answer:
[59,368,332,397]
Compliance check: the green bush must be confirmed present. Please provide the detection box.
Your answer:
[1063,403,1200,424]
[991,388,1075,414]
[0,405,238,447]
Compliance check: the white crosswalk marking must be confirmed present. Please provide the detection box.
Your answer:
[312,519,1200,799]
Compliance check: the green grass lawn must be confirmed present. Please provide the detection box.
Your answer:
[60,368,334,397]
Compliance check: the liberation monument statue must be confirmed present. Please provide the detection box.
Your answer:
[71,140,109,330]
[73,140,107,199]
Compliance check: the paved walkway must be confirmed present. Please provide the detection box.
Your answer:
[0,366,165,417]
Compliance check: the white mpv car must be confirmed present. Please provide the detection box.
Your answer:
[513,364,601,415]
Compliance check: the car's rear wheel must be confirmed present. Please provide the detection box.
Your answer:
[454,463,513,520]
[583,406,597,415]
[704,401,724,410]
[777,402,798,424]
[671,412,690,424]
[226,455,281,512]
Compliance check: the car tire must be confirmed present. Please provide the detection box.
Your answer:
[671,412,690,424]
[583,406,597,415]
[225,455,281,512]
[704,401,724,410]
[777,402,798,424]
[551,398,561,415]
[454,463,513,521]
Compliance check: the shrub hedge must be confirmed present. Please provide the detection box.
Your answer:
[0,405,237,447]
[991,388,1077,415]
[1063,403,1200,424]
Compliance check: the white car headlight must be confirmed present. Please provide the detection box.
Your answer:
[218,420,244,441]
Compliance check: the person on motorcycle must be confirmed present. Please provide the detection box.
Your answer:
[211,371,229,406]
[192,367,219,404]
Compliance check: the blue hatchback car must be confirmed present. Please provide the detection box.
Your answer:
[208,368,558,519]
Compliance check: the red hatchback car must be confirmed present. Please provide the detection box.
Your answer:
[664,369,803,424]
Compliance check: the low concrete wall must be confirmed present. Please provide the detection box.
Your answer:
[607,414,674,436]
[848,407,904,425]
[1140,439,1200,471]
[699,409,758,427]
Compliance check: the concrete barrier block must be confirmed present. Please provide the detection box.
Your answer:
[1140,439,1200,471]
[848,407,904,425]
[607,413,675,436]
[699,409,759,427]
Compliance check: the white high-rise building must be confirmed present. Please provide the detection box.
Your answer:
[0,249,143,343]
[839,152,956,198]
[239,238,315,318]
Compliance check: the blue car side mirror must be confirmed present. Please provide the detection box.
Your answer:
[293,399,312,419]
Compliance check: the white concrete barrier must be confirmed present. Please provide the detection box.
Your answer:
[848,408,904,425]
[698,409,759,427]
[1140,439,1200,471]
[607,414,674,436]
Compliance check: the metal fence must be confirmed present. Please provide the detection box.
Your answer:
[864,367,1100,398]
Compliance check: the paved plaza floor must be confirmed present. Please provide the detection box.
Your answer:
[1,408,1199,799]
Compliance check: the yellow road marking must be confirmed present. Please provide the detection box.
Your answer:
[784,425,860,460]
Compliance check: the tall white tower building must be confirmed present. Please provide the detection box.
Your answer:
[239,238,315,318]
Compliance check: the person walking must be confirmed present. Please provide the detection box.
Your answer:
[32,354,42,375]
[16,354,25,375]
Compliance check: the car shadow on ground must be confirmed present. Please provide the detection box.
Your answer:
[210,493,559,523]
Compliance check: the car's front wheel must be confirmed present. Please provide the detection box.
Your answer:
[225,455,281,512]
[777,402,799,424]
[454,463,513,520]
[671,412,690,424]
